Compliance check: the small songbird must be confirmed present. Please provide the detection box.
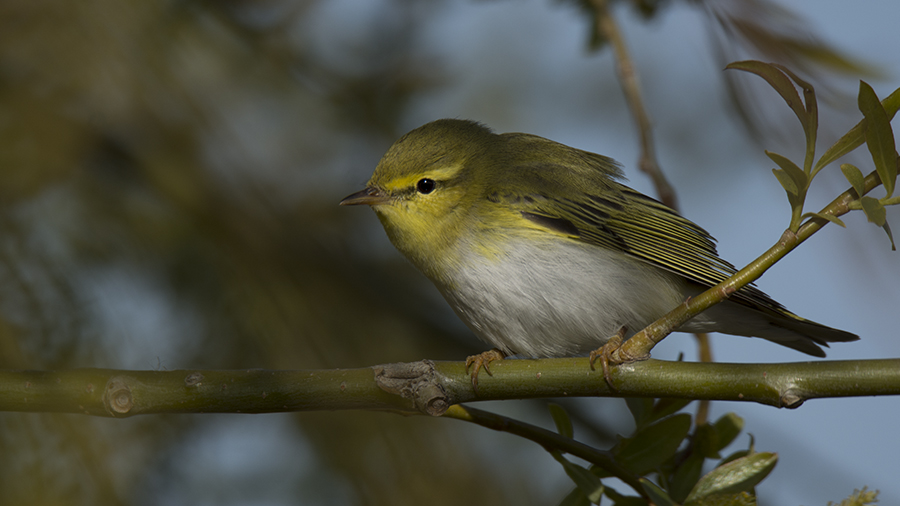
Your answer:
[341,119,858,385]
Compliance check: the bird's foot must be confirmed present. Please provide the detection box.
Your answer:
[589,326,629,390]
[465,348,506,392]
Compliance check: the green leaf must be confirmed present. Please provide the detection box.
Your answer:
[861,196,887,226]
[625,397,691,432]
[858,81,898,197]
[640,478,676,506]
[616,414,692,474]
[772,169,799,197]
[767,151,807,207]
[712,413,745,453]
[685,491,757,506]
[726,61,807,132]
[670,453,706,503]
[803,212,847,228]
[883,221,896,251]
[684,452,778,503]
[558,487,591,506]
[692,423,722,459]
[772,169,802,210]
[841,163,867,197]
[549,403,574,439]
[814,86,900,175]
[603,487,647,506]
[771,63,818,147]
[719,449,750,466]
[646,398,692,426]
[608,498,647,506]
[886,86,900,117]
[566,462,604,503]
[624,397,653,427]
[767,151,808,188]
[815,126,866,178]
[553,452,604,504]
[590,464,613,480]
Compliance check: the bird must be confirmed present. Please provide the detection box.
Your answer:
[340,119,858,387]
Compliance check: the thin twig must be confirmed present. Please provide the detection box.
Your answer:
[591,0,677,210]
[441,404,648,498]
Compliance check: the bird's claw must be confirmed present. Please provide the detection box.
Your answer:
[465,348,505,392]
[589,326,628,390]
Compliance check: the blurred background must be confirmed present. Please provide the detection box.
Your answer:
[0,0,898,504]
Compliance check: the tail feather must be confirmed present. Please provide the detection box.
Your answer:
[761,310,859,357]
[685,300,859,357]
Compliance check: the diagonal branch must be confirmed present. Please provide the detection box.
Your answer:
[441,404,648,497]
[611,169,884,364]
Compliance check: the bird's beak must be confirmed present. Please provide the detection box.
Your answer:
[339,187,391,206]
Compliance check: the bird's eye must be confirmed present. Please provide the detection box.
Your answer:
[416,178,436,195]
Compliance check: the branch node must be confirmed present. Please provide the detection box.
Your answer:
[184,372,204,387]
[104,376,134,415]
[779,228,798,246]
[718,284,737,298]
[373,360,451,416]
[780,389,805,409]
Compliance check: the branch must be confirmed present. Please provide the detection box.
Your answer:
[441,404,648,497]
[4,357,900,417]
[591,0,677,210]
[0,367,417,417]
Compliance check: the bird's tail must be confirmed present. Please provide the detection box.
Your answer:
[688,300,859,357]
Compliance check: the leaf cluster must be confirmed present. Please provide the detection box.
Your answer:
[727,61,900,249]
[550,400,775,506]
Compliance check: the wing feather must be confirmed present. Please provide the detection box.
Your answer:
[487,153,795,317]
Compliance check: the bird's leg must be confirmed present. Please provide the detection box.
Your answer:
[589,326,628,390]
[465,348,506,391]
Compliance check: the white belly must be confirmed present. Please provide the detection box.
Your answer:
[438,238,692,357]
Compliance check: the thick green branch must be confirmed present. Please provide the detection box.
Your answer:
[3,356,900,417]
[0,367,413,417]
[442,357,900,409]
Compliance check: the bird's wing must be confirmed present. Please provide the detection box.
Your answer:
[496,155,794,316]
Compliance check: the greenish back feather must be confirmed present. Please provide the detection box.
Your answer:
[481,131,806,324]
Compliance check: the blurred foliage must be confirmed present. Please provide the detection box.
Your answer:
[828,487,879,506]
[565,0,877,146]
[0,0,884,505]
[699,0,880,145]
[0,0,530,504]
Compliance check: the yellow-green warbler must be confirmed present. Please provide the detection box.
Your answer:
[341,119,857,385]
